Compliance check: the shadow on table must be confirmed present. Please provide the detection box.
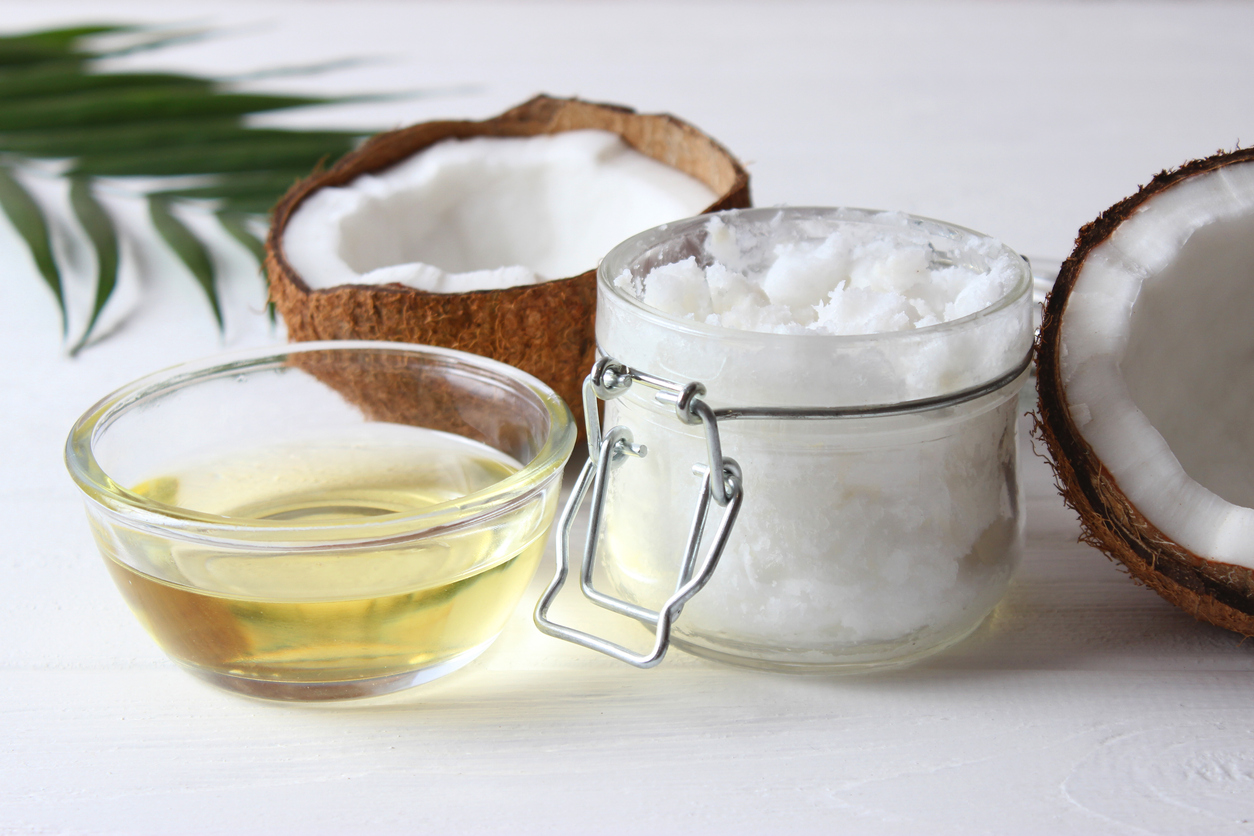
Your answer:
[271,519,1254,719]
[870,569,1254,683]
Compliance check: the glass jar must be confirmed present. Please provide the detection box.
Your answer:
[540,208,1033,671]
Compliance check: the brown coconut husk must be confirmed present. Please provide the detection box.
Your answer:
[1035,147,1254,636]
[266,95,752,432]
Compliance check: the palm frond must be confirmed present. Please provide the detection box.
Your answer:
[68,175,119,353]
[0,22,409,351]
[0,165,64,332]
[149,195,222,330]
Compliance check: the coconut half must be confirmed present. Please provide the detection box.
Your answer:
[266,95,751,428]
[1036,147,1254,635]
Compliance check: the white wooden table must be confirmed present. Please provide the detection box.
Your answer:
[4,3,1254,833]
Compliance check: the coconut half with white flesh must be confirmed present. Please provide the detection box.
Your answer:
[1036,147,1254,635]
[266,96,751,428]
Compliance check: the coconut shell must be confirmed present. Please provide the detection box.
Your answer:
[1035,147,1254,637]
[266,95,752,433]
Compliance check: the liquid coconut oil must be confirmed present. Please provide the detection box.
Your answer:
[592,208,1034,670]
[92,428,549,687]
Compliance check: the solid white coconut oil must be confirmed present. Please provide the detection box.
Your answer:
[592,208,1034,669]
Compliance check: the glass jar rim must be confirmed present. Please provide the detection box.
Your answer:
[64,340,576,546]
[597,206,1033,345]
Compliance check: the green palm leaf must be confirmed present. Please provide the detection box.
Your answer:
[74,133,359,177]
[215,194,301,216]
[68,176,119,354]
[216,209,267,263]
[152,170,310,203]
[149,196,222,330]
[0,64,216,100]
[0,165,64,333]
[217,209,273,322]
[0,122,359,157]
[0,22,417,349]
[0,86,346,131]
[7,24,129,52]
[0,41,84,68]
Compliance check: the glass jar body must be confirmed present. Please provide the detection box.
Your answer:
[593,207,1034,670]
[598,380,1024,670]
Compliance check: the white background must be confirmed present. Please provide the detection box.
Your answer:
[4,2,1254,834]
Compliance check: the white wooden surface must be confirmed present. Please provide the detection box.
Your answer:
[4,2,1254,833]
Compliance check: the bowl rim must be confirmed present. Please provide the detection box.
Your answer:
[64,340,576,548]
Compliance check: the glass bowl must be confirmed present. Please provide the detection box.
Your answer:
[66,341,576,701]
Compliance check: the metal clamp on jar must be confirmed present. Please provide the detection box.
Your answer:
[535,208,1035,672]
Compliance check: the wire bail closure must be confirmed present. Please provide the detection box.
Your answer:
[533,350,1034,668]
[533,358,743,669]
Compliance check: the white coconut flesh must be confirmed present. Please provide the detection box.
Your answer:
[1059,159,1254,569]
[282,130,718,293]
